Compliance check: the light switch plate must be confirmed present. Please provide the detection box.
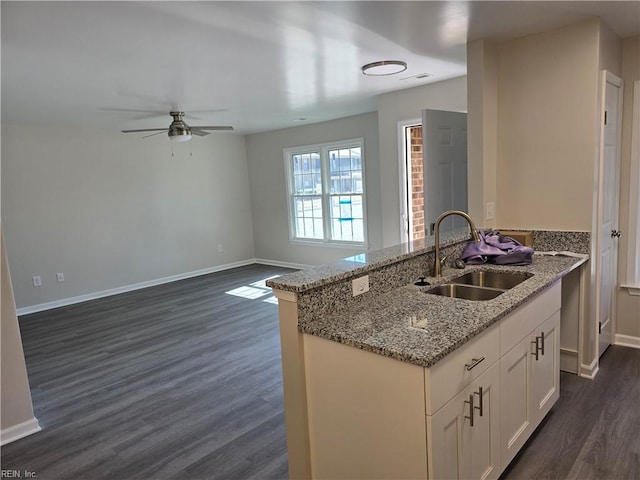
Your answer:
[486,202,495,220]
[352,276,370,296]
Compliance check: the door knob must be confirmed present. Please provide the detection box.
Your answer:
[611,230,622,238]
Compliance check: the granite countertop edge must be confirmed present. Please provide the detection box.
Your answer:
[298,255,589,368]
[265,230,473,292]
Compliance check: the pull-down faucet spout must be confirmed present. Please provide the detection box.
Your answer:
[433,210,480,278]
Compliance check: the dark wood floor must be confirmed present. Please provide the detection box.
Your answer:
[1,264,295,480]
[2,263,639,479]
[501,344,640,480]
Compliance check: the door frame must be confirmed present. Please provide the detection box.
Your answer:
[592,70,623,360]
[398,118,422,244]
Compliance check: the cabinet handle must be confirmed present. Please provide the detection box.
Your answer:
[474,386,484,417]
[539,331,545,356]
[465,357,485,371]
[464,394,475,427]
[531,337,540,361]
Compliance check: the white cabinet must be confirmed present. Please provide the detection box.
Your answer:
[531,311,561,424]
[499,283,561,469]
[428,363,501,480]
[301,281,562,480]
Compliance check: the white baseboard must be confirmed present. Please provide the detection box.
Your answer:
[254,258,313,270]
[580,358,599,379]
[17,259,263,316]
[16,258,310,316]
[0,418,41,446]
[614,334,640,349]
[560,348,578,374]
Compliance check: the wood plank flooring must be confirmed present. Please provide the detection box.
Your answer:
[501,344,640,480]
[2,263,639,480]
[1,264,294,480]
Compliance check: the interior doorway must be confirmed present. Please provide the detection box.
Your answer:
[402,122,426,242]
[595,71,623,358]
[399,110,468,244]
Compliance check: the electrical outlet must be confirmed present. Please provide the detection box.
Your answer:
[32,276,42,287]
[486,202,495,220]
[352,275,370,296]
[56,272,65,283]
[217,244,224,253]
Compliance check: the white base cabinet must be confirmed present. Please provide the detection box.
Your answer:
[500,310,560,467]
[303,281,562,480]
[428,363,501,480]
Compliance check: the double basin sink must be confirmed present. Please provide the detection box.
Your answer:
[427,270,532,301]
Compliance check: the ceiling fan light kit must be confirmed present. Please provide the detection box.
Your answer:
[361,60,407,76]
[121,111,233,142]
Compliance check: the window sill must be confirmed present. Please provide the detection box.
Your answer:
[289,239,369,250]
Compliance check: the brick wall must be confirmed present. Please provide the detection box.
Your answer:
[410,126,425,240]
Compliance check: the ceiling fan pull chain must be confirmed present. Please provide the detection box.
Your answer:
[171,141,174,157]
[189,142,193,157]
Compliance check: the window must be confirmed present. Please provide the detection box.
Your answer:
[284,139,366,245]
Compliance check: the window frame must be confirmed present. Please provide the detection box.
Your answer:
[283,138,367,247]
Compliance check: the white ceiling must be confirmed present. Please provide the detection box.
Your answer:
[2,1,639,135]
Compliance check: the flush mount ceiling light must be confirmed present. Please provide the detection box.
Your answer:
[361,60,407,76]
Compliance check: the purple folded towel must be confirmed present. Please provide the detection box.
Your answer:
[461,230,533,265]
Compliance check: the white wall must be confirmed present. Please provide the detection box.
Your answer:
[617,35,640,342]
[494,19,600,231]
[1,124,255,309]
[467,40,498,230]
[246,112,381,266]
[1,230,39,444]
[377,77,467,247]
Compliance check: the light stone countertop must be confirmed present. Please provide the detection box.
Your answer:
[266,229,474,293]
[297,255,588,368]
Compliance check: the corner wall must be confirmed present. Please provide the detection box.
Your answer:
[467,40,498,230]
[494,19,600,231]
[1,229,40,444]
[1,125,255,310]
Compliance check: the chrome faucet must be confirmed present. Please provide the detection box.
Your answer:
[433,210,481,277]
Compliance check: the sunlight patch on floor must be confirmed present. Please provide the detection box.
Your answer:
[225,275,280,304]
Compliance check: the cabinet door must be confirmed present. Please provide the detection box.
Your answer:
[499,333,534,470]
[531,311,561,425]
[500,311,561,471]
[428,363,500,480]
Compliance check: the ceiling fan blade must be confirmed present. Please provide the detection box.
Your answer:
[142,131,169,139]
[121,128,169,133]
[101,108,172,121]
[190,126,234,131]
[191,130,210,137]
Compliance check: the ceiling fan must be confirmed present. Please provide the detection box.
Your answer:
[121,111,233,142]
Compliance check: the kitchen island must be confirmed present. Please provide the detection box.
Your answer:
[267,232,588,480]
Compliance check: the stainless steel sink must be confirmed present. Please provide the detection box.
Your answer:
[451,271,531,290]
[427,284,504,301]
[425,270,532,301]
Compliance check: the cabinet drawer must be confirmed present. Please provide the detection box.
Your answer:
[425,324,499,415]
[500,281,561,355]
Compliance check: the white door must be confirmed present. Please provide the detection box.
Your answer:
[596,71,622,358]
[422,109,468,236]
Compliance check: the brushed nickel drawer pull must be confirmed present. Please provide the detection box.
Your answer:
[464,394,475,427]
[465,357,485,371]
[474,386,484,417]
[531,337,540,361]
